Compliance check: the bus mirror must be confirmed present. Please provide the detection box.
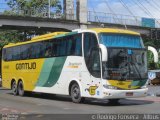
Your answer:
[148,46,158,63]
[99,44,108,62]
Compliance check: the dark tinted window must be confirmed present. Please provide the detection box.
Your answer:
[21,44,30,60]
[83,32,100,78]
[3,33,82,61]
[12,46,20,60]
[84,32,98,62]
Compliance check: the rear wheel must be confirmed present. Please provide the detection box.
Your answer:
[18,81,25,96]
[70,83,84,103]
[11,81,18,96]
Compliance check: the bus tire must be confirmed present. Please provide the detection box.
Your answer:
[108,99,120,104]
[70,83,84,103]
[18,81,25,96]
[11,81,18,96]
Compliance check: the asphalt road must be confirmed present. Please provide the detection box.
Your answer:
[0,85,159,115]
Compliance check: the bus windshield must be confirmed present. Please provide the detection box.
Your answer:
[99,33,147,80]
[99,33,144,48]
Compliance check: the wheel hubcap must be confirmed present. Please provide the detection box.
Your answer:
[12,83,16,94]
[73,87,79,99]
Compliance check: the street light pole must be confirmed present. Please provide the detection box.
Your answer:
[48,0,51,18]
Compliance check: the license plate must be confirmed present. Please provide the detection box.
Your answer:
[126,92,133,96]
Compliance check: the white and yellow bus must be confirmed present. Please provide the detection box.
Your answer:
[2,28,158,103]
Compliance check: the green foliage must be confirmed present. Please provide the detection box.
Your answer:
[0,30,48,50]
[0,0,62,49]
[5,0,62,17]
[143,37,160,69]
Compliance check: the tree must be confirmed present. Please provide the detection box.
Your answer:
[0,30,48,49]
[0,0,62,48]
[142,35,160,69]
[5,0,62,17]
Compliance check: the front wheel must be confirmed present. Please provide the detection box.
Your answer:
[70,83,85,103]
[108,99,120,104]
[11,81,18,96]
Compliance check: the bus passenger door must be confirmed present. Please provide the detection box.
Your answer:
[82,32,102,98]
[87,48,102,97]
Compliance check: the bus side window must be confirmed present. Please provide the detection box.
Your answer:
[84,33,98,63]
[27,45,33,59]
[55,37,67,56]
[34,42,41,58]
[39,42,46,58]
[66,33,82,56]
[2,49,7,61]
[44,41,52,57]
[6,48,13,61]
[21,44,30,60]
[65,36,72,56]
[51,39,58,57]
[74,34,82,56]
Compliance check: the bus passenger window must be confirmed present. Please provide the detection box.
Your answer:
[45,47,52,57]
[2,49,6,61]
[21,44,30,60]
[74,34,82,56]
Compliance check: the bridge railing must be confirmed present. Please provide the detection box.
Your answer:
[88,11,160,28]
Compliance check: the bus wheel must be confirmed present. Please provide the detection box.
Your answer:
[71,83,84,103]
[108,99,120,105]
[18,81,25,96]
[11,81,18,96]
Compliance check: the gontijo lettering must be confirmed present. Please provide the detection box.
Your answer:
[16,62,36,70]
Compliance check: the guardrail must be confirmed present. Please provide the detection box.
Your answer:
[1,0,160,28]
[88,11,160,28]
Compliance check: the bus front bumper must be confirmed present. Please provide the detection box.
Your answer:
[102,88,148,99]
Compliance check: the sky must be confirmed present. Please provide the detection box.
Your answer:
[1,0,160,19]
[88,0,160,19]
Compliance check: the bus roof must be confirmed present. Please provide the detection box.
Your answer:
[89,28,140,35]
[4,32,68,48]
[3,28,140,48]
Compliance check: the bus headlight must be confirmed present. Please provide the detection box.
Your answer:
[103,85,118,89]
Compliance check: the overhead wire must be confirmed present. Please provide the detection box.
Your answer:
[145,0,160,14]
[137,0,156,18]
[151,0,160,11]
[118,0,138,20]
[136,0,160,25]
[104,0,127,29]
[104,0,119,24]
[89,0,103,26]
[132,0,151,18]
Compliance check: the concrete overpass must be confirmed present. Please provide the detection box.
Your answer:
[0,0,153,36]
[0,15,151,35]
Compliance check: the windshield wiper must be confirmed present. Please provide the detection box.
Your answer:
[130,62,142,80]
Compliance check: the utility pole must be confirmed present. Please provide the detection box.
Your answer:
[76,0,88,29]
[63,0,74,20]
[48,0,51,18]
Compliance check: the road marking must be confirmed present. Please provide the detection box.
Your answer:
[64,108,71,110]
